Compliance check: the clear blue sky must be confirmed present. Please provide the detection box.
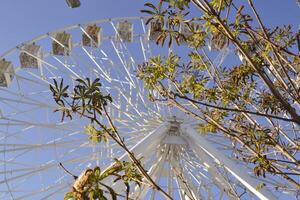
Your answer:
[0,0,144,53]
[0,0,299,55]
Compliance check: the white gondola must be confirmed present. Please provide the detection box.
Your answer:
[19,43,42,68]
[0,59,14,87]
[148,20,163,42]
[66,0,81,8]
[116,21,133,42]
[82,25,102,47]
[52,32,72,56]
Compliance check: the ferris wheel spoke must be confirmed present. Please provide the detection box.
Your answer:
[0,123,82,144]
[1,105,48,119]
[110,40,136,88]
[7,176,66,199]
[1,118,77,133]
[133,149,167,199]
[0,90,54,114]
[14,183,69,200]
[140,153,166,200]
[117,90,144,117]
[140,19,152,58]
[39,183,70,200]
[51,56,82,79]
[1,148,111,187]
[174,168,199,200]
[185,157,235,195]
[182,126,277,199]
[138,20,152,61]
[115,118,161,130]
[81,47,111,82]
[108,77,131,86]
[0,138,86,155]
[112,120,155,132]
[167,162,174,198]
[38,60,79,84]
[107,35,155,113]
[181,153,210,199]
[0,95,51,109]
[110,84,161,119]
[103,73,162,119]
[183,152,239,199]
[0,159,30,168]
[0,163,57,185]
[184,167,207,195]
[109,103,159,122]
[14,72,52,88]
[139,35,149,63]
[110,20,143,72]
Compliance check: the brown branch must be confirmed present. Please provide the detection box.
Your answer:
[174,93,295,123]
[60,105,173,200]
[59,162,78,179]
[102,106,173,200]
[152,29,300,191]
[247,0,300,101]
[191,0,300,127]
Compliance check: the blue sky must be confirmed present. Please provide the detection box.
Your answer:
[0,0,299,55]
[0,0,144,53]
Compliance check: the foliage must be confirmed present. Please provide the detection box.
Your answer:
[84,124,110,143]
[138,0,300,194]
[50,77,171,199]
[50,78,112,122]
[64,159,143,200]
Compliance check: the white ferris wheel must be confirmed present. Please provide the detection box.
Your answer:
[0,16,293,200]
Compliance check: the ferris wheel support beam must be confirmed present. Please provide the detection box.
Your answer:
[101,123,170,197]
[170,149,200,200]
[181,126,277,200]
[110,40,136,88]
[118,122,170,160]
[183,139,240,199]
[135,152,167,199]
[81,47,111,82]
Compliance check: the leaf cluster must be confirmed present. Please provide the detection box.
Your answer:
[50,78,112,122]
[64,159,143,200]
[84,124,110,143]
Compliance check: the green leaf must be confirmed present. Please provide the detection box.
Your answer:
[94,166,101,178]
[144,2,157,10]
[256,183,266,191]
[64,192,74,200]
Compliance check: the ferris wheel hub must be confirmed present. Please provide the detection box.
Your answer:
[161,117,188,146]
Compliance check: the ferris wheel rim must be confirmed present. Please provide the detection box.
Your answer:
[0,15,292,199]
[0,16,148,60]
[0,16,184,200]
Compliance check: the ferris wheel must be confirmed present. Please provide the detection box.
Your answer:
[0,16,293,200]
